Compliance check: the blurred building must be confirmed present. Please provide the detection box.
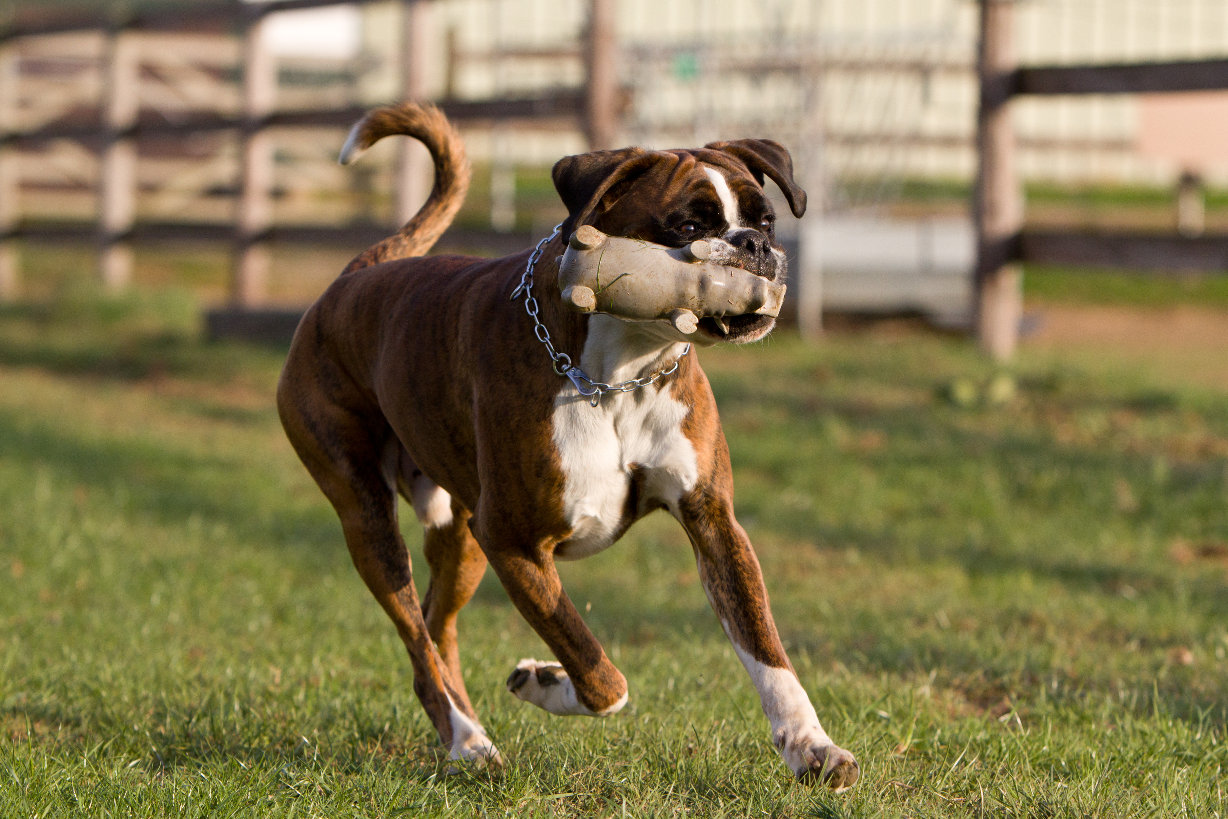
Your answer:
[5,0,1228,320]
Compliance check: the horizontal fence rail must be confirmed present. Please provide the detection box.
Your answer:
[1017,58,1228,96]
[0,0,616,314]
[1020,230,1228,273]
[974,0,1228,360]
[0,93,585,149]
[0,0,390,39]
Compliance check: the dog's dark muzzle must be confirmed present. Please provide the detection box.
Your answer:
[724,228,782,282]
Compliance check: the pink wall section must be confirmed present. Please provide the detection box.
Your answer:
[1137,91,1228,171]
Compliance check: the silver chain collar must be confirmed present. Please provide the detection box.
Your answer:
[510,223,690,408]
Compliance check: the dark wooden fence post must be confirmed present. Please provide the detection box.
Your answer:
[1176,170,1205,237]
[395,0,431,226]
[233,6,274,308]
[583,0,618,150]
[98,21,139,290]
[974,0,1023,360]
[0,36,18,299]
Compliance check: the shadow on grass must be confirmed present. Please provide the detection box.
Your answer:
[716,377,1225,586]
[1,697,452,783]
[0,324,196,381]
[0,294,289,385]
[0,406,333,554]
[6,297,1225,768]
[2,696,850,815]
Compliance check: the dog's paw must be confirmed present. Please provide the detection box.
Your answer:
[448,727,503,770]
[506,659,627,717]
[777,730,859,791]
[443,697,502,771]
[445,736,503,774]
[506,659,587,715]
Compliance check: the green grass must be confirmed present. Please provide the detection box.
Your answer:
[1023,264,1228,308]
[895,176,1228,211]
[1,285,1226,817]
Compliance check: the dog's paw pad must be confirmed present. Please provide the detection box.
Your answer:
[506,659,565,694]
[506,666,532,694]
[506,658,626,717]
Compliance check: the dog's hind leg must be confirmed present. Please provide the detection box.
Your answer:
[402,469,489,722]
[278,397,500,768]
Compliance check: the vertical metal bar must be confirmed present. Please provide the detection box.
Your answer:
[796,56,826,340]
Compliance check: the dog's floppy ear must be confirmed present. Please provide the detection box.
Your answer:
[705,139,807,218]
[552,147,657,226]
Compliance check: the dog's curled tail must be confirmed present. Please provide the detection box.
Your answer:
[339,102,471,273]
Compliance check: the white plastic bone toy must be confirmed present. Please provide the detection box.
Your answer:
[557,225,786,335]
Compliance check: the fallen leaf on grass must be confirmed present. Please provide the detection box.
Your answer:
[1167,646,1195,666]
[1168,539,1228,566]
[1114,479,1138,514]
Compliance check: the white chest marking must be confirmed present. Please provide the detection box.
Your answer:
[551,317,698,559]
[705,166,744,229]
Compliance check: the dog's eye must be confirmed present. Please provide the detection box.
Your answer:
[758,214,776,235]
[676,222,700,237]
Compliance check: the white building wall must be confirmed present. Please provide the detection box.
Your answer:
[323,0,1228,186]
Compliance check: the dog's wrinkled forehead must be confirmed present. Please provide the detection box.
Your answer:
[551,140,806,241]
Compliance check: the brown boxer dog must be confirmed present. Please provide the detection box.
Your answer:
[277,102,858,789]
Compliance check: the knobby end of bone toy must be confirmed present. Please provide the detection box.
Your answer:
[684,240,711,262]
[562,285,597,312]
[755,286,786,317]
[570,224,608,251]
[670,308,699,335]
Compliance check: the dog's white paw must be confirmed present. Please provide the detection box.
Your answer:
[776,726,859,791]
[445,698,502,771]
[447,733,502,771]
[505,658,627,717]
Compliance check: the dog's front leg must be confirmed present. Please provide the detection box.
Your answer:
[678,481,859,791]
[473,521,629,718]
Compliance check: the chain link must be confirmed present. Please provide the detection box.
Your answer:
[512,223,690,408]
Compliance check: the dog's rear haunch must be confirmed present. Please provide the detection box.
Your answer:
[277,102,858,790]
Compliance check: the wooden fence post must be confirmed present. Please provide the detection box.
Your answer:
[99,22,139,291]
[396,0,431,226]
[233,7,275,308]
[0,37,18,299]
[974,0,1023,360]
[1176,170,1205,237]
[583,0,618,150]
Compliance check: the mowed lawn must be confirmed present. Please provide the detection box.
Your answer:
[1,286,1226,817]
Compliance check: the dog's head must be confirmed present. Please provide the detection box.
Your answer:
[552,140,806,344]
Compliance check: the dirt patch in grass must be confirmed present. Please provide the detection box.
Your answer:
[1025,304,1228,390]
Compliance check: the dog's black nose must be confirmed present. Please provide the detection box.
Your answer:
[727,229,776,280]
[729,228,769,256]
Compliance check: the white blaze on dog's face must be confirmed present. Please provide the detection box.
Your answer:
[632,165,786,346]
[699,165,790,333]
[705,165,743,229]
